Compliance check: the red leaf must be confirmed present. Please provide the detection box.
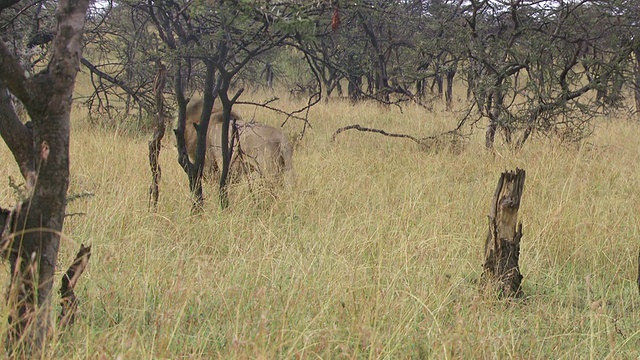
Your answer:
[331,8,341,32]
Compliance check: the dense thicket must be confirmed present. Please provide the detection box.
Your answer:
[73,1,640,149]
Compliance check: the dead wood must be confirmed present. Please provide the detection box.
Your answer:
[332,123,467,153]
[59,244,91,326]
[482,168,526,297]
[332,124,423,144]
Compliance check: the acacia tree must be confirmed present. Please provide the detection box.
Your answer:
[295,1,428,104]
[350,1,419,102]
[0,0,90,354]
[461,0,639,149]
[138,0,328,209]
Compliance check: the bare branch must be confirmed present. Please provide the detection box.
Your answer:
[0,82,35,185]
[59,244,92,326]
[0,40,36,107]
[332,124,423,145]
[80,57,154,113]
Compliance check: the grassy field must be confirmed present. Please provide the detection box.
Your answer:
[0,92,639,358]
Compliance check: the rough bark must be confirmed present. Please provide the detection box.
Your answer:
[482,168,526,297]
[148,60,167,211]
[0,0,90,354]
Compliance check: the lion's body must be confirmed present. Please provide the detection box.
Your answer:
[183,99,295,186]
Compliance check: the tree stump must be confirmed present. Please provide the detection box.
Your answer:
[482,168,525,297]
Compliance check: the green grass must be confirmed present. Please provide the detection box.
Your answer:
[1,93,639,358]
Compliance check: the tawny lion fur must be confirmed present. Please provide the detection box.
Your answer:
[183,99,295,185]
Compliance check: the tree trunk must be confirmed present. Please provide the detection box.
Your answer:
[376,54,389,102]
[445,67,456,111]
[173,60,219,212]
[173,64,202,211]
[348,75,362,103]
[431,71,443,99]
[0,0,90,354]
[217,79,244,210]
[416,78,425,100]
[366,73,374,95]
[485,120,497,149]
[467,75,474,102]
[482,168,526,297]
[485,88,503,149]
[189,61,219,212]
[148,60,167,211]
[633,48,640,115]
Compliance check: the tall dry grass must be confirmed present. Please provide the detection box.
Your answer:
[0,91,639,358]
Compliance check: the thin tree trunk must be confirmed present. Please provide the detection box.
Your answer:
[485,89,503,149]
[431,70,443,99]
[189,61,218,212]
[634,48,640,115]
[467,75,474,102]
[485,120,497,149]
[217,82,244,210]
[348,75,362,102]
[445,67,456,111]
[482,168,526,297]
[148,60,167,211]
[173,61,219,213]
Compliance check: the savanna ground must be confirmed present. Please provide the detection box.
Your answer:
[0,85,639,358]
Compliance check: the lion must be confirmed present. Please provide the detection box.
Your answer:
[183,99,295,186]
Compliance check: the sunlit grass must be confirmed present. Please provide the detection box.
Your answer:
[0,90,639,358]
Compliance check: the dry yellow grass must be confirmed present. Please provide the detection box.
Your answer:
[0,91,639,358]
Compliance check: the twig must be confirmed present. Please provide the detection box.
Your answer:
[64,212,86,218]
[236,99,313,130]
[66,191,95,203]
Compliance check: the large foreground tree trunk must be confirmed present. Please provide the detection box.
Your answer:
[0,0,90,354]
[482,168,526,297]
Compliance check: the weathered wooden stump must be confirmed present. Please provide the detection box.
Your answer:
[482,168,525,297]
